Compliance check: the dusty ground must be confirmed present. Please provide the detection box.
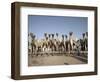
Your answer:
[28,53,87,66]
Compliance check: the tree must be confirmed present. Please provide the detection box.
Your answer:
[48,34,51,40]
[82,33,85,39]
[51,34,54,39]
[29,32,36,40]
[56,33,58,37]
[65,35,68,39]
[69,32,73,36]
[44,33,47,38]
[62,35,64,40]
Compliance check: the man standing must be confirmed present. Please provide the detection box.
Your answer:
[69,32,74,51]
[65,35,69,52]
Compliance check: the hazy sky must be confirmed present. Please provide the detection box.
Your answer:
[28,15,87,40]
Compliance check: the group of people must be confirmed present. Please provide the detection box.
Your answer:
[28,32,88,55]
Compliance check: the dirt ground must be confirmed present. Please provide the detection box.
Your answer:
[28,53,87,66]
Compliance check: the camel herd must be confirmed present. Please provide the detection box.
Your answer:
[28,32,88,56]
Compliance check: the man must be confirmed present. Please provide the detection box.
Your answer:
[51,34,56,51]
[85,32,88,50]
[59,35,65,52]
[42,33,49,52]
[31,35,36,54]
[55,33,60,52]
[69,32,74,51]
[65,35,69,52]
[81,33,86,51]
